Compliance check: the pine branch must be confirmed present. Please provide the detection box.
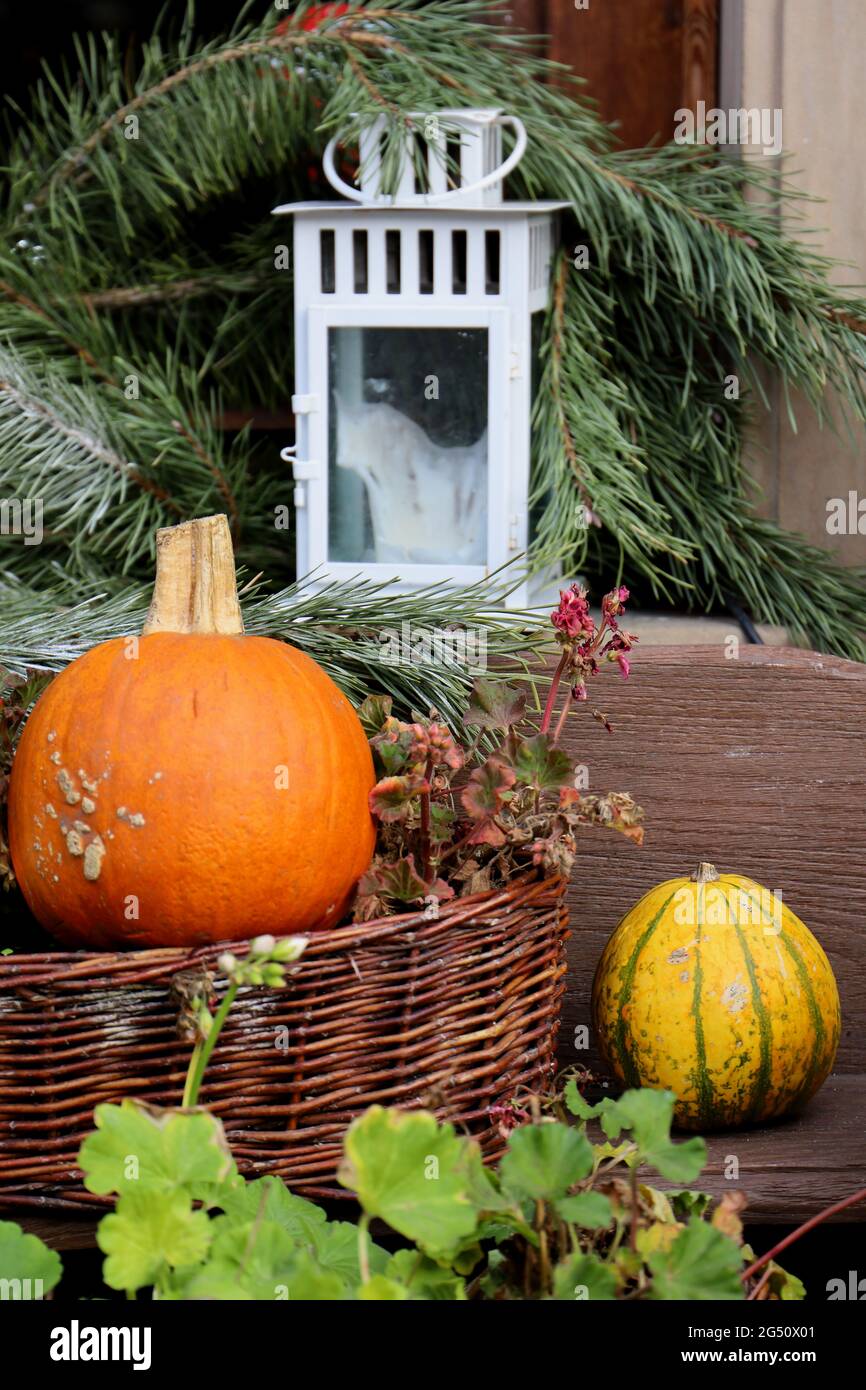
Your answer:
[0,0,864,668]
[0,566,549,726]
[71,272,264,311]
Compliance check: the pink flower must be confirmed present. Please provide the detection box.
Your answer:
[573,682,588,701]
[551,585,595,638]
[613,651,631,679]
[601,585,630,628]
[488,1100,530,1139]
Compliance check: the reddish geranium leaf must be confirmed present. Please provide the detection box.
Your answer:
[374,857,432,903]
[461,757,516,821]
[369,775,429,823]
[511,735,573,795]
[354,856,454,921]
[426,876,455,903]
[465,818,508,849]
[358,694,393,737]
[353,884,387,923]
[463,679,527,733]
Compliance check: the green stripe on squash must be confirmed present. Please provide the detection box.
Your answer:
[610,888,680,1089]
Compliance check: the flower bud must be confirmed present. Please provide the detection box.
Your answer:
[250,934,276,958]
[272,935,308,962]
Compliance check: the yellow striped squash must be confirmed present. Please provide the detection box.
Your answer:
[591,863,841,1130]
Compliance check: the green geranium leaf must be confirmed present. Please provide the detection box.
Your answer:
[205,1217,299,1299]
[372,735,416,777]
[386,1250,467,1300]
[599,1090,707,1183]
[98,1190,211,1293]
[0,1220,62,1295]
[764,1261,806,1301]
[666,1188,714,1221]
[314,1221,388,1282]
[649,1218,745,1301]
[451,1242,486,1275]
[555,1191,615,1229]
[79,1100,235,1198]
[511,734,573,794]
[214,1176,326,1242]
[215,1178,386,1282]
[592,1139,635,1164]
[563,1077,610,1121]
[359,1275,410,1300]
[500,1123,593,1201]
[162,1266,256,1301]
[429,802,457,844]
[479,1247,510,1297]
[338,1107,479,1257]
[282,1251,347,1301]
[462,1141,510,1212]
[552,1251,618,1301]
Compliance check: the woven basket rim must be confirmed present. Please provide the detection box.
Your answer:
[0,870,567,984]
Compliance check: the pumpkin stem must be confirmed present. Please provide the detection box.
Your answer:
[690,861,720,883]
[142,514,244,636]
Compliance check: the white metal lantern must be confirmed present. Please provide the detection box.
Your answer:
[274,109,567,607]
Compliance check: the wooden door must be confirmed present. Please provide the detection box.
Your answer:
[498,0,718,148]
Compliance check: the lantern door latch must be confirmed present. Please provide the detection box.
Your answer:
[291,393,320,414]
[280,443,321,509]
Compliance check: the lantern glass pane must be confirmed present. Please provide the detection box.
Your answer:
[327,326,488,566]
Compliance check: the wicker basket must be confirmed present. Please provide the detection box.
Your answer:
[0,873,569,1213]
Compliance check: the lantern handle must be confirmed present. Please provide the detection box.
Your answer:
[322,114,528,205]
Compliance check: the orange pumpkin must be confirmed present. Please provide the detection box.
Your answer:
[8,515,375,948]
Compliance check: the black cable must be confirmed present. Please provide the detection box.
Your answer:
[724,594,765,645]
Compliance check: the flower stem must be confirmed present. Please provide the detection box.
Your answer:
[741,1186,866,1283]
[539,652,568,735]
[420,756,433,882]
[182,981,239,1107]
[552,693,572,747]
[436,825,479,868]
[629,1164,639,1251]
[535,1199,551,1294]
[358,1213,371,1284]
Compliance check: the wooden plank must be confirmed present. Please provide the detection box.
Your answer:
[648,1075,866,1223]
[9,1214,100,1251]
[557,644,866,1074]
